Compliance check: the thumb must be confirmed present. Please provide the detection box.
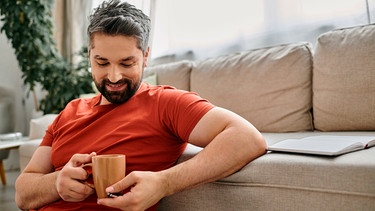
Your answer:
[106,173,133,195]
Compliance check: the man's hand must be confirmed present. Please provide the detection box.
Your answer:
[56,152,97,202]
[97,171,167,211]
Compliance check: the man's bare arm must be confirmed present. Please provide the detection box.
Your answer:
[161,107,267,195]
[98,107,266,210]
[15,147,96,210]
[15,146,60,210]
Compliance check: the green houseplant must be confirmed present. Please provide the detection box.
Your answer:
[0,0,93,114]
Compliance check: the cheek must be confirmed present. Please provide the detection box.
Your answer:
[91,68,105,81]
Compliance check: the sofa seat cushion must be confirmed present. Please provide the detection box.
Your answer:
[191,43,313,132]
[237,132,375,195]
[159,131,375,210]
[183,131,375,196]
[313,24,375,131]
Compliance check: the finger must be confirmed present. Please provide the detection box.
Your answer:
[105,172,134,194]
[83,181,95,190]
[98,190,151,211]
[69,152,97,167]
[61,161,93,181]
[58,179,95,202]
[70,181,95,198]
[97,195,127,209]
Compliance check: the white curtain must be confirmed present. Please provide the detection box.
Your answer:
[53,0,93,64]
[150,0,374,63]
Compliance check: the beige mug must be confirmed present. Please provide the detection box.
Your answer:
[83,154,126,198]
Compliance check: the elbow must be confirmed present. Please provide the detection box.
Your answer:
[256,133,267,156]
[249,131,267,159]
[15,193,27,211]
[15,187,25,210]
[15,175,34,210]
[15,199,34,211]
[15,177,27,210]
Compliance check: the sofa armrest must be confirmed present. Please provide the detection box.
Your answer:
[29,114,58,140]
[19,114,57,171]
[18,139,43,171]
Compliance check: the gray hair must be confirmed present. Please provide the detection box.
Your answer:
[87,0,151,54]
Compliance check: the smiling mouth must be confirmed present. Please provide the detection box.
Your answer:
[106,83,127,92]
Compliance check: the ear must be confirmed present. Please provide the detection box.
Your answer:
[144,47,150,67]
[88,43,92,56]
[88,48,92,66]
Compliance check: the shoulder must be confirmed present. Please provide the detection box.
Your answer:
[137,83,213,112]
[139,83,180,93]
[139,83,199,100]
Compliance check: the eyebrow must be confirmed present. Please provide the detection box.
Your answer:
[121,56,136,62]
[94,55,136,62]
[94,55,108,61]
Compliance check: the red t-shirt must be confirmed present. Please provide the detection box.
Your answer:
[37,83,214,211]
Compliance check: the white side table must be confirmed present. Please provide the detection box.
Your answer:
[0,137,28,185]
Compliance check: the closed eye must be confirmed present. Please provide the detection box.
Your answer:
[97,62,109,66]
[121,63,135,68]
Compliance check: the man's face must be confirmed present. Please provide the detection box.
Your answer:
[89,33,148,105]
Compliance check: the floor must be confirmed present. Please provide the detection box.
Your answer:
[0,170,21,211]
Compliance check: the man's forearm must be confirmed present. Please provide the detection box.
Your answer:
[15,171,60,210]
[160,130,266,196]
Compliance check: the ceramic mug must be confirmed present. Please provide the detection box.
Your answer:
[83,154,126,198]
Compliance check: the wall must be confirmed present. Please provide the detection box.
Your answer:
[0,21,37,135]
[0,20,38,170]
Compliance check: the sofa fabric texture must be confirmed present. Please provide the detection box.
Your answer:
[191,42,314,132]
[20,24,375,210]
[159,132,375,211]
[29,114,58,140]
[143,60,192,91]
[313,24,375,131]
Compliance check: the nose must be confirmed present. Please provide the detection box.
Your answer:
[107,66,122,83]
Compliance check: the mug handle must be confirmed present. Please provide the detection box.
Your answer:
[81,163,95,189]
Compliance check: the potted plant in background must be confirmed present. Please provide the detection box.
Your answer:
[0,0,93,114]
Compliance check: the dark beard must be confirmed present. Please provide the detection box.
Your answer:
[94,78,141,104]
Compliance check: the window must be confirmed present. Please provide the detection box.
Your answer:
[151,0,374,61]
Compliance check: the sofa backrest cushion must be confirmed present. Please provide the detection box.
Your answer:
[191,43,314,132]
[143,60,193,91]
[313,24,375,131]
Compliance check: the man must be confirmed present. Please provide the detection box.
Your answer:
[15,0,266,210]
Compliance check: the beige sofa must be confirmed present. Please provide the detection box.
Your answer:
[19,24,375,210]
